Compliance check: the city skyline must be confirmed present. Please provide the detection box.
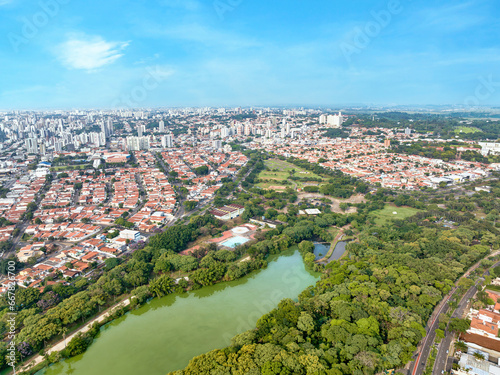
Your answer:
[1,0,500,109]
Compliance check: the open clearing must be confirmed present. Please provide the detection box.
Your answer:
[369,205,421,225]
[257,159,324,190]
[454,126,482,134]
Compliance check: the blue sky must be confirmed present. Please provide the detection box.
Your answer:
[0,0,499,109]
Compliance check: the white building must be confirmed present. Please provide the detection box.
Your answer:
[479,143,500,157]
[457,351,500,375]
[326,112,344,128]
[212,140,222,150]
[127,136,150,151]
[25,137,38,154]
[119,230,141,241]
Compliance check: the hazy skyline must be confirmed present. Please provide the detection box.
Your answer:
[1,0,500,109]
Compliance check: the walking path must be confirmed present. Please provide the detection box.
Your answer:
[20,298,131,373]
[317,229,344,264]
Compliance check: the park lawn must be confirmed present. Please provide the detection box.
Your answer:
[257,159,325,189]
[454,126,482,134]
[370,205,421,226]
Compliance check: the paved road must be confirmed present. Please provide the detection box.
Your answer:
[432,260,500,374]
[409,252,500,375]
[432,284,479,375]
[409,287,456,375]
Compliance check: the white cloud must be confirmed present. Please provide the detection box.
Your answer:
[56,35,129,71]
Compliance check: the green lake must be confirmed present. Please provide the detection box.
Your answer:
[37,250,319,375]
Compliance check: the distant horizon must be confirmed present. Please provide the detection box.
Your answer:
[1,103,500,113]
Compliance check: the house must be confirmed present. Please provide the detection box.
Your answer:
[17,244,44,262]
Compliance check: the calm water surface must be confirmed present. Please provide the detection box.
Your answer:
[37,249,319,375]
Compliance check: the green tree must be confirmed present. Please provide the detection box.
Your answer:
[149,275,175,298]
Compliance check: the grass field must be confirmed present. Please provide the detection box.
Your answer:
[454,126,483,134]
[51,165,91,171]
[257,159,324,190]
[369,205,421,225]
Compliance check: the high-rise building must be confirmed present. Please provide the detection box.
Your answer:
[107,118,113,136]
[54,141,62,153]
[327,112,344,128]
[244,124,251,136]
[384,139,391,148]
[212,140,222,150]
[405,127,412,135]
[39,143,46,156]
[161,134,173,149]
[159,120,165,132]
[236,124,244,136]
[138,124,145,137]
[127,136,150,151]
[25,137,38,154]
[101,121,107,138]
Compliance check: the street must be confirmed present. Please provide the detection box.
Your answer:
[409,253,500,375]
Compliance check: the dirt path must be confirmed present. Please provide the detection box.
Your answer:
[317,229,345,264]
[20,298,131,373]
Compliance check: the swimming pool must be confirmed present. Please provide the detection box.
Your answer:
[221,236,250,248]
